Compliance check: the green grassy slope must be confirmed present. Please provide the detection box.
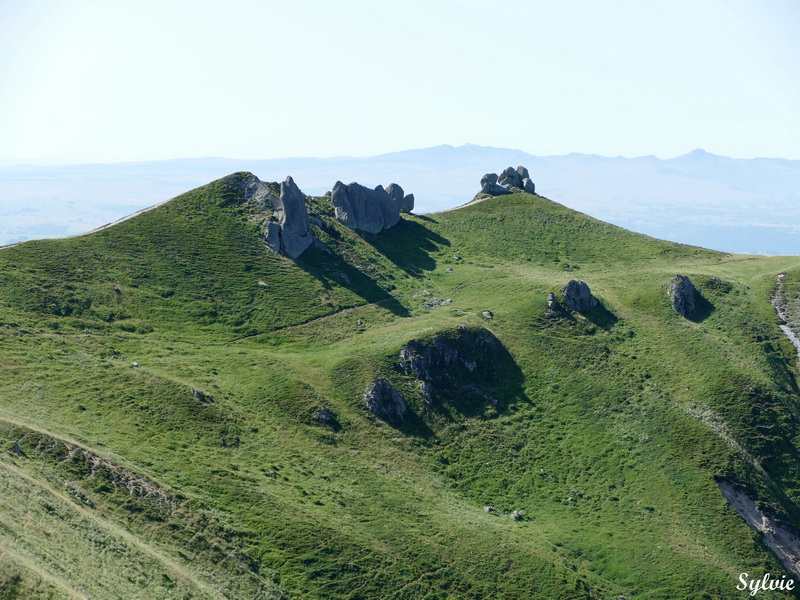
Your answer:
[2,175,800,599]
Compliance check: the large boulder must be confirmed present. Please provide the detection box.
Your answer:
[667,274,696,317]
[225,172,313,259]
[331,181,406,233]
[277,176,313,258]
[561,280,599,312]
[386,183,414,213]
[363,378,407,425]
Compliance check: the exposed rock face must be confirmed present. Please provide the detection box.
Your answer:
[229,172,313,259]
[330,180,411,232]
[480,166,535,196]
[397,326,504,409]
[718,479,800,577]
[561,280,599,312]
[386,183,415,214]
[278,176,313,258]
[363,378,407,424]
[667,274,696,317]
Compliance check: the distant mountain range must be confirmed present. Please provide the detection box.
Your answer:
[2,144,799,254]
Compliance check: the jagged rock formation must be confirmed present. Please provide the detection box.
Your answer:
[480,166,536,196]
[330,181,410,233]
[561,280,598,312]
[234,172,313,259]
[363,378,407,424]
[386,183,415,214]
[397,326,504,409]
[667,274,696,317]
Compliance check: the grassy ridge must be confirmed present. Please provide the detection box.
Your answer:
[2,180,800,598]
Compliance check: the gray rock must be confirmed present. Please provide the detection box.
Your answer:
[312,406,339,428]
[522,178,536,194]
[546,291,564,316]
[480,167,535,196]
[330,181,403,233]
[228,172,314,259]
[264,221,282,254]
[480,173,498,189]
[498,166,522,189]
[668,274,696,317]
[363,378,407,425]
[277,176,313,259]
[561,280,599,312]
[386,183,404,204]
[191,389,212,403]
[484,505,496,513]
[482,310,494,320]
[401,193,415,213]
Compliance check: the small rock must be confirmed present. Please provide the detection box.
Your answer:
[312,406,339,428]
[357,319,364,326]
[131,361,140,368]
[484,506,496,513]
[546,291,564,316]
[191,389,212,403]
[445,268,454,273]
[510,509,525,520]
[482,310,494,320]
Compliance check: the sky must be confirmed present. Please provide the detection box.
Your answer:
[1,0,799,163]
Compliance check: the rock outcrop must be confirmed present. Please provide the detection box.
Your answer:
[667,274,696,317]
[363,378,407,425]
[330,181,411,233]
[386,183,415,214]
[480,166,535,196]
[397,326,505,409]
[232,172,313,259]
[561,280,598,312]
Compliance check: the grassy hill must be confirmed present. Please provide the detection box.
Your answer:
[2,173,800,599]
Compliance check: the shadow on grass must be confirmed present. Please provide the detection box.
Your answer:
[296,247,410,317]
[687,291,715,323]
[365,219,450,277]
[582,303,619,331]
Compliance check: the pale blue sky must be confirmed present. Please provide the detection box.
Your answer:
[1,0,799,163]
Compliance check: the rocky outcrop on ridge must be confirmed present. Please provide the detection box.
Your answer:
[667,274,696,317]
[330,181,412,233]
[480,166,536,196]
[363,378,408,424]
[386,183,415,214]
[397,326,504,409]
[561,280,599,312]
[234,172,313,259]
